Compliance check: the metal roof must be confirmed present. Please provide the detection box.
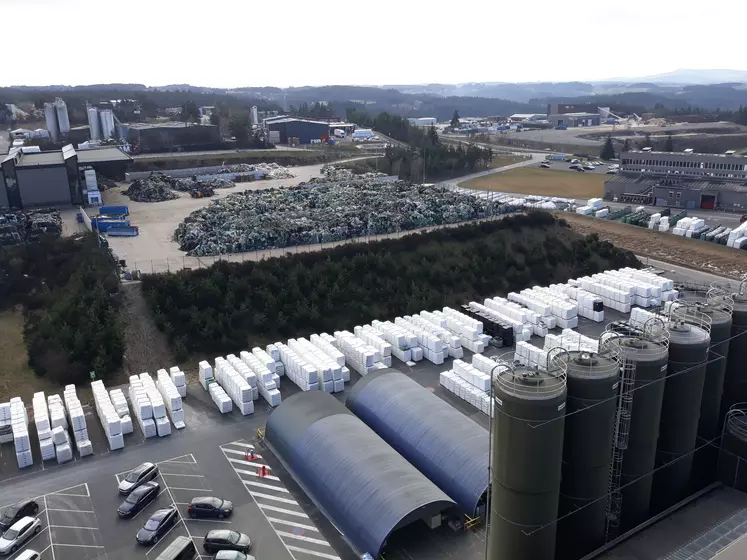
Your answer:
[265,390,456,557]
[266,117,330,126]
[77,147,132,164]
[15,152,65,167]
[346,369,490,515]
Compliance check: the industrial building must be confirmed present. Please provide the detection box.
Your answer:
[265,118,330,144]
[0,145,132,208]
[605,150,747,211]
[408,117,438,127]
[116,122,222,154]
[509,113,546,123]
[265,390,457,558]
[548,112,601,127]
[547,103,600,116]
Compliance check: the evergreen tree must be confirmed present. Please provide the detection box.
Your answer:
[665,133,674,152]
[600,136,616,160]
[622,138,631,152]
[450,110,460,128]
[427,125,439,146]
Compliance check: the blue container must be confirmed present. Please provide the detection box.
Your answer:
[93,219,130,232]
[99,205,129,217]
[107,225,139,237]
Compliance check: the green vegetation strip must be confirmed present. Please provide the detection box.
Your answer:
[143,212,639,358]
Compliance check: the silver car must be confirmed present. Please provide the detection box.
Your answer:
[118,462,159,495]
[0,516,41,555]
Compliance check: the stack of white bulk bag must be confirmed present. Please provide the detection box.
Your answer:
[199,361,214,390]
[478,299,530,341]
[0,401,12,445]
[514,341,550,369]
[239,352,275,404]
[576,276,631,313]
[139,373,170,437]
[354,326,393,367]
[318,333,353,380]
[452,359,491,391]
[648,213,662,230]
[234,354,259,400]
[521,287,582,326]
[168,366,187,398]
[333,330,388,375]
[407,314,463,359]
[157,370,187,427]
[310,334,346,367]
[109,389,133,435]
[658,217,670,232]
[289,338,343,393]
[47,394,67,430]
[63,385,92,457]
[544,330,599,354]
[595,208,609,218]
[471,354,509,380]
[252,347,280,377]
[51,425,73,464]
[366,322,413,363]
[32,393,55,461]
[437,308,486,354]
[394,317,445,364]
[92,380,124,449]
[11,398,32,468]
[275,342,319,391]
[727,222,747,248]
[127,376,157,439]
[214,357,253,415]
[439,371,492,416]
[265,344,285,376]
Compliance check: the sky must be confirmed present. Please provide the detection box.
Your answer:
[4,0,747,88]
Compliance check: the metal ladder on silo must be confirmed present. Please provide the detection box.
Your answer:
[605,352,637,541]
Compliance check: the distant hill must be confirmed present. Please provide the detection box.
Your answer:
[601,69,747,85]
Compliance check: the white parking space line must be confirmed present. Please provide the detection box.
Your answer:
[266,518,321,532]
[160,473,205,478]
[233,467,280,482]
[222,447,264,459]
[167,487,207,492]
[53,543,105,549]
[184,519,232,524]
[248,492,298,505]
[286,545,341,560]
[243,479,290,492]
[277,531,334,546]
[49,525,97,530]
[46,508,95,514]
[258,504,309,518]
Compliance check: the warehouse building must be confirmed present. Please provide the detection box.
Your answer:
[265,118,330,144]
[509,113,546,123]
[265,390,457,558]
[116,122,222,154]
[408,117,438,127]
[605,150,747,211]
[547,103,599,116]
[548,112,600,127]
[1,145,131,209]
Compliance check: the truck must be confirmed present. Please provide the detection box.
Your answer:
[333,129,346,139]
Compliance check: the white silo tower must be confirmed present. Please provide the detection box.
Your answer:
[87,107,101,141]
[100,109,115,140]
[251,105,259,126]
[55,98,71,136]
[44,102,59,142]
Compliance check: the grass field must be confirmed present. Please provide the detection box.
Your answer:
[0,310,61,403]
[489,154,530,169]
[460,167,605,198]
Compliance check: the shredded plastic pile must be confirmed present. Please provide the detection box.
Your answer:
[0,208,62,246]
[320,165,385,181]
[122,175,235,202]
[216,162,296,179]
[173,179,513,256]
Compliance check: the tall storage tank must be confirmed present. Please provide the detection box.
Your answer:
[488,354,568,560]
[55,98,70,135]
[100,110,115,140]
[616,325,670,532]
[87,107,101,141]
[721,283,747,424]
[652,305,711,513]
[557,349,620,559]
[693,293,734,489]
[718,406,747,492]
[44,102,59,142]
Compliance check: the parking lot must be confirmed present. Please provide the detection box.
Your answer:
[534,158,617,175]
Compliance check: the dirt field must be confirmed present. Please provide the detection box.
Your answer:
[489,154,530,169]
[460,167,604,198]
[0,310,61,404]
[562,213,747,278]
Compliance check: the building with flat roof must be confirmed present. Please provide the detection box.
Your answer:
[509,113,546,123]
[116,122,222,154]
[548,112,600,127]
[604,150,747,211]
[1,145,132,209]
[265,118,330,144]
[547,103,599,116]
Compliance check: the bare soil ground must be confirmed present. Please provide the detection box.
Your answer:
[562,213,747,278]
[461,167,604,198]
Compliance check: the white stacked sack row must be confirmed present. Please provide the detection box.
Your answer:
[252,347,284,378]
[537,284,602,323]
[157,370,186,427]
[588,198,603,210]
[0,401,12,445]
[648,213,662,230]
[63,385,93,458]
[51,424,73,464]
[275,342,319,391]
[264,345,286,377]
[727,222,747,248]
[138,373,171,437]
[437,308,486,354]
[240,351,281,407]
[91,380,125,450]
[515,341,549,369]
[310,335,351,382]
[452,359,491,391]
[199,361,214,390]
[127,376,158,439]
[367,321,417,363]
[439,371,493,416]
[586,271,660,308]
[576,206,593,215]
[613,268,678,302]
[353,326,394,367]
[231,354,259,400]
[569,277,631,313]
[32,393,54,461]
[167,366,187,398]
[629,307,661,330]
[595,208,609,218]
[109,389,134,435]
[333,330,388,375]
[471,354,510,380]
[394,317,446,364]
[514,288,576,328]
[214,357,254,415]
[409,314,464,359]
[658,217,670,232]
[544,329,599,354]
[11,398,32,468]
[209,382,232,413]
[480,298,534,340]
[288,338,344,393]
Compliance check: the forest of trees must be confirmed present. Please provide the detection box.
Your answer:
[345,110,493,180]
[0,235,124,384]
[142,212,640,356]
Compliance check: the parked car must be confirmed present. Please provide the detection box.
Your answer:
[0,517,41,555]
[569,164,581,170]
[606,170,618,175]
[570,159,580,164]
[119,462,159,495]
[213,552,255,560]
[539,163,551,168]
[203,530,252,554]
[576,168,586,172]
[118,482,160,518]
[14,550,41,560]
[136,507,179,546]
[0,500,39,531]
[582,165,595,171]
[188,497,233,520]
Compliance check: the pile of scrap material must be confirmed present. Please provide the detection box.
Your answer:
[0,208,62,245]
[173,179,512,256]
[216,162,296,179]
[122,175,234,202]
[320,165,385,181]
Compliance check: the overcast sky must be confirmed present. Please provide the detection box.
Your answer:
[4,0,746,88]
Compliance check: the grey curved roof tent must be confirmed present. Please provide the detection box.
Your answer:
[346,368,490,515]
[265,390,456,557]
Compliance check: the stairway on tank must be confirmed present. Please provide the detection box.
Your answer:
[662,507,747,559]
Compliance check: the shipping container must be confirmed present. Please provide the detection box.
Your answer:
[98,205,129,216]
